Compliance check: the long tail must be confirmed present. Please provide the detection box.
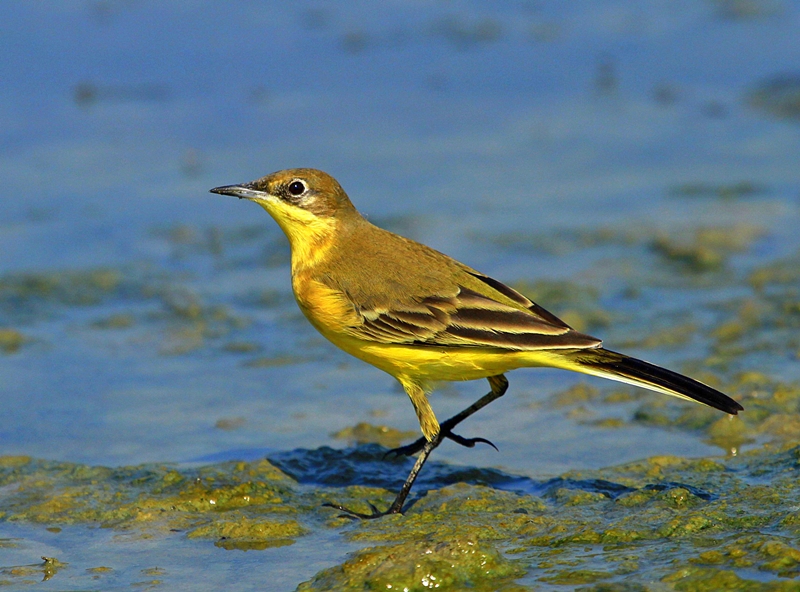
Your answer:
[547,347,743,415]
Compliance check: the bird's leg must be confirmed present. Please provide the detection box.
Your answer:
[325,375,509,519]
[324,437,439,519]
[385,374,509,458]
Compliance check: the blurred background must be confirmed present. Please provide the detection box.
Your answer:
[2,1,800,588]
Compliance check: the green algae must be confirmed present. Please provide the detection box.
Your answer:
[40,557,67,581]
[7,441,800,588]
[332,422,418,449]
[214,416,247,430]
[149,222,291,269]
[302,445,800,587]
[0,265,253,356]
[664,566,800,591]
[712,0,782,20]
[151,223,269,256]
[188,515,305,550]
[614,321,698,350]
[343,483,548,546]
[0,556,67,585]
[650,225,763,273]
[481,223,765,280]
[549,383,604,408]
[540,569,611,585]
[90,312,136,329]
[0,268,122,306]
[545,360,800,454]
[630,372,800,450]
[156,290,250,355]
[0,457,304,548]
[0,328,25,353]
[511,279,612,333]
[434,15,504,48]
[479,227,639,256]
[668,181,769,200]
[297,537,525,592]
[748,74,800,121]
[221,340,261,353]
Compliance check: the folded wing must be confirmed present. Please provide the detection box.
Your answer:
[348,277,601,351]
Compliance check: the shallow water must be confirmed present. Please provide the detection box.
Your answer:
[2,1,800,590]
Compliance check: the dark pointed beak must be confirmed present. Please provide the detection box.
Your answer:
[209,182,266,200]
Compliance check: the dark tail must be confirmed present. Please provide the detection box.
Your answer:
[559,348,743,415]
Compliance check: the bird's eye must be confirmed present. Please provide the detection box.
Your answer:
[288,180,306,196]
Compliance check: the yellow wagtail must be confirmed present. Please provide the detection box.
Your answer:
[210,168,743,518]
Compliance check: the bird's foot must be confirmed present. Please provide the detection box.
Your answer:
[322,501,401,520]
[383,431,497,458]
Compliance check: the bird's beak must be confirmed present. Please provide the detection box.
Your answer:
[209,182,268,201]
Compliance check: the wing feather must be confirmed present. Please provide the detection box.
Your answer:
[467,271,571,329]
[346,281,601,351]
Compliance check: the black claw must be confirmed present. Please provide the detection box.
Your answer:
[322,501,396,520]
[447,432,499,451]
[384,439,426,459]
[384,430,498,458]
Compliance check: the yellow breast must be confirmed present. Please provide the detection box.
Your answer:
[292,275,360,335]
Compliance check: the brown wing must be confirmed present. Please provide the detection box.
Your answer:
[348,283,601,351]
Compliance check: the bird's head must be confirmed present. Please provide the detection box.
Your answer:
[211,168,360,257]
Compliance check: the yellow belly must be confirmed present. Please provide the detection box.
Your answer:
[311,319,550,384]
[292,275,560,384]
[346,339,524,381]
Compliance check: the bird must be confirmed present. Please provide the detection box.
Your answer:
[210,168,743,518]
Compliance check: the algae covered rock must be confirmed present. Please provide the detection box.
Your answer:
[297,537,526,592]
